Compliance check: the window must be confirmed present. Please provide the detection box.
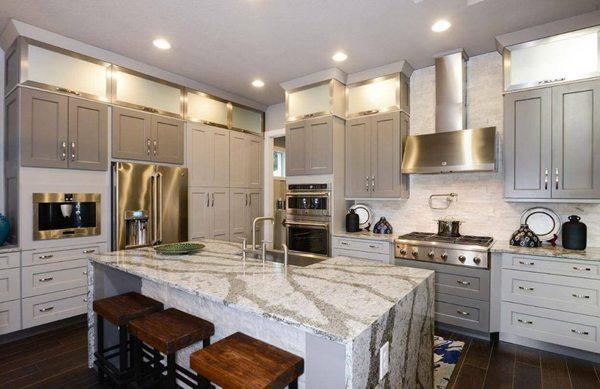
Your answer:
[273,149,285,178]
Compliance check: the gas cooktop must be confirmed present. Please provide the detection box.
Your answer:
[398,232,494,247]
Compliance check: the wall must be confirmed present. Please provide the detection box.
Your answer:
[266,102,285,132]
[362,52,600,245]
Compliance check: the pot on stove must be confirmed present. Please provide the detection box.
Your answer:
[437,219,461,237]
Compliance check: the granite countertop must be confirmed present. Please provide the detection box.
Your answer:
[90,240,433,344]
[332,231,396,242]
[491,241,600,261]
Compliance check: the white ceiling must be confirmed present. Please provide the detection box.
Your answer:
[1,0,598,106]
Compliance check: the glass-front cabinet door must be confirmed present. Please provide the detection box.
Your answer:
[347,74,409,118]
[186,91,229,128]
[231,104,263,134]
[285,79,345,122]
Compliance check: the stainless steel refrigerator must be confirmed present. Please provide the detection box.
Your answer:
[112,162,188,250]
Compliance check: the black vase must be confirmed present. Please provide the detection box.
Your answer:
[346,209,360,232]
[562,215,587,250]
[373,217,393,234]
[510,224,541,248]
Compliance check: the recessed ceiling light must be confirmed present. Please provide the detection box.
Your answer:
[152,38,171,50]
[431,20,451,32]
[251,79,265,88]
[332,52,348,62]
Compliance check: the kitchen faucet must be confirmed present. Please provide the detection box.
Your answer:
[252,216,274,250]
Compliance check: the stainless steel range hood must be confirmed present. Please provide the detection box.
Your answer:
[401,50,497,174]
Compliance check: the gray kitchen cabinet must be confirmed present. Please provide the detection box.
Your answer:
[229,132,263,188]
[189,187,230,241]
[504,79,600,200]
[504,88,552,199]
[229,189,263,243]
[247,189,263,242]
[345,112,409,198]
[152,115,184,164]
[551,80,600,199]
[189,124,230,187]
[285,116,333,176]
[112,106,153,162]
[20,88,69,168]
[210,188,230,241]
[68,98,108,171]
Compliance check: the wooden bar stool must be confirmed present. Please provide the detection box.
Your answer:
[93,292,163,386]
[128,308,215,388]
[189,332,304,389]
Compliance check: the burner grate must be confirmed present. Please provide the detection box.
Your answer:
[398,232,493,247]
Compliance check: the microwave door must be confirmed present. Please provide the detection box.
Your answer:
[156,165,188,245]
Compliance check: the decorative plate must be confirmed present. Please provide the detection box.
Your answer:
[154,242,205,255]
[520,207,561,241]
[349,203,373,229]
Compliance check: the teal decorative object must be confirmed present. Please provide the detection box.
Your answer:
[0,214,10,246]
[154,242,204,255]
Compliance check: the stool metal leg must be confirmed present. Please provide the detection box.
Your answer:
[96,315,104,383]
[118,325,128,372]
[289,378,298,389]
[167,353,177,389]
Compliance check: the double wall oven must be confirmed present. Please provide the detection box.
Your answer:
[285,184,330,256]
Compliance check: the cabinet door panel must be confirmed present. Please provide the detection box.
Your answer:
[189,125,213,186]
[20,88,69,168]
[210,188,230,241]
[230,132,249,187]
[153,116,184,164]
[248,136,263,189]
[285,121,307,176]
[371,112,401,197]
[229,189,248,241]
[68,98,108,171]
[552,80,600,198]
[247,190,263,241]
[189,188,211,240]
[504,89,552,198]
[306,116,333,174]
[112,107,153,161]
[212,128,230,187]
[345,117,371,198]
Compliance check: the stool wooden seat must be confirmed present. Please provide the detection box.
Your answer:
[93,291,163,326]
[129,308,215,388]
[190,332,304,389]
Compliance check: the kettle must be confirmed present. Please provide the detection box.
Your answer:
[562,215,586,250]
[346,209,360,232]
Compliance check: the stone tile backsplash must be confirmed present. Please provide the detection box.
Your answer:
[362,52,600,246]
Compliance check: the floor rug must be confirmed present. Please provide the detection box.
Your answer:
[434,335,465,389]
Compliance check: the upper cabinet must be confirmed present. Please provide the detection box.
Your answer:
[5,38,111,101]
[231,104,263,134]
[112,66,184,118]
[503,27,600,92]
[285,79,345,122]
[186,91,229,128]
[346,74,410,118]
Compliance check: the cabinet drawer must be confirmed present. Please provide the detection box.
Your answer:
[502,269,600,316]
[436,293,490,332]
[0,300,21,335]
[436,271,489,301]
[0,268,20,302]
[501,302,600,353]
[22,287,88,329]
[23,245,100,266]
[502,253,600,279]
[332,237,390,254]
[22,259,88,298]
[0,251,20,270]
[331,248,389,263]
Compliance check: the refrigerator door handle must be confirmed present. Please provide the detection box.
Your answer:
[151,173,158,245]
[157,172,164,243]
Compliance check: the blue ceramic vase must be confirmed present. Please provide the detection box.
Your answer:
[373,217,393,234]
[510,223,541,248]
[0,214,10,246]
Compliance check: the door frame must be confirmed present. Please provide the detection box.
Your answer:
[263,128,285,245]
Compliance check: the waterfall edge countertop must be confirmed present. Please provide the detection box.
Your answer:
[491,241,600,262]
[89,240,433,343]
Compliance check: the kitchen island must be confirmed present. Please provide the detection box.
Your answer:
[87,240,434,388]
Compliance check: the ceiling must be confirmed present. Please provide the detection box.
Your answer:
[1,0,599,106]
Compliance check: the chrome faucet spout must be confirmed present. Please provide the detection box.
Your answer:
[252,216,274,249]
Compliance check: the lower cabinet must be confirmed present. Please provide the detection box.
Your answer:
[189,187,230,241]
[22,287,88,329]
[0,300,21,335]
[331,236,391,263]
[229,189,263,243]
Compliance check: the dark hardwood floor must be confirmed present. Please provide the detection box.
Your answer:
[1,321,599,388]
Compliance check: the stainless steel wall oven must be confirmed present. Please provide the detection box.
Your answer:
[285,184,331,256]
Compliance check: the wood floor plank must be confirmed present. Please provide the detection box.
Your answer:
[482,342,516,389]
[24,365,99,389]
[463,339,493,368]
[514,361,542,389]
[446,337,471,389]
[566,358,600,389]
[541,351,572,389]
[516,345,541,367]
[452,363,486,389]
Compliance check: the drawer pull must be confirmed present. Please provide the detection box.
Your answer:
[83,298,88,302]
[518,260,535,266]
[572,293,590,299]
[82,249,96,254]
[38,254,54,259]
[369,245,378,249]
[340,242,350,246]
[83,271,88,275]
[518,319,533,325]
[571,329,589,335]
[456,280,471,286]
[518,286,535,291]
[456,310,470,316]
[572,266,591,272]
[39,277,54,282]
[39,306,54,313]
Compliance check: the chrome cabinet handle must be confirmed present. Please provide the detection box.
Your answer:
[56,87,80,96]
[340,241,350,246]
[71,141,76,161]
[371,176,375,191]
[544,169,548,190]
[573,266,591,272]
[572,293,590,299]
[518,260,535,266]
[518,319,533,325]
[39,277,54,282]
[82,249,95,254]
[245,194,248,206]
[206,193,210,207]
[146,139,151,155]
[456,280,471,286]
[39,254,54,259]
[369,244,378,249]
[456,310,470,316]
[366,176,369,192]
[60,141,67,160]
[249,194,252,207]
[555,168,559,190]
[211,193,215,207]
[39,306,54,312]
[153,140,158,156]
[571,329,589,335]
[518,286,535,291]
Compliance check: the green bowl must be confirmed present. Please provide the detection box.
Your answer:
[154,242,205,255]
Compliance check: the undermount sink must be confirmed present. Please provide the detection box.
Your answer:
[244,249,327,267]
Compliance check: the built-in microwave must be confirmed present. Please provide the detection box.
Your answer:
[33,193,101,240]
